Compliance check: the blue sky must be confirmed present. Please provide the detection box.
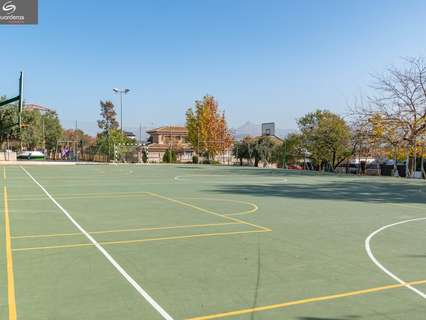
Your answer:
[1,0,426,134]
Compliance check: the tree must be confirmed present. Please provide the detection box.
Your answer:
[369,57,426,177]
[0,96,65,152]
[97,100,119,132]
[95,128,131,159]
[20,109,44,150]
[0,109,19,147]
[232,136,256,166]
[419,135,426,178]
[252,136,275,167]
[63,128,95,148]
[232,140,248,166]
[367,113,404,175]
[63,128,96,158]
[272,133,305,167]
[42,111,63,152]
[142,147,148,163]
[186,95,233,160]
[0,96,20,148]
[298,110,353,171]
[19,109,64,153]
[96,100,129,159]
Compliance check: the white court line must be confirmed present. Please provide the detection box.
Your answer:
[365,217,426,299]
[20,166,174,320]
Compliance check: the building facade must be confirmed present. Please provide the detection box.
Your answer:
[146,126,193,162]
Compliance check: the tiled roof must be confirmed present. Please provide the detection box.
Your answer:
[24,104,53,112]
[146,126,188,134]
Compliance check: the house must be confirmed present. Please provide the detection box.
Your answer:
[123,131,136,140]
[146,126,193,162]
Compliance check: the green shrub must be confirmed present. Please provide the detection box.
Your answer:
[201,159,220,165]
[142,150,148,163]
[162,149,177,163]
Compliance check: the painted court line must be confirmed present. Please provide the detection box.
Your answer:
[13,229,270,252]
[146,192,271,232]
[186,279,426,320]
[12,222,240,240]
[19,166,175,320]
[3,168,17,320]
[9,194,258,217]
[365,217,426,299]
[176,197,258,216]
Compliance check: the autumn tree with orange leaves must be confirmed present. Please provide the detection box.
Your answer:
[186,95,233,160]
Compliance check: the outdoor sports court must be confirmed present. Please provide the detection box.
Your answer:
[1,164,425,319]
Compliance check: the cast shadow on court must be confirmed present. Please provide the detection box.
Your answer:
[297,317,360,320]
[209,179,426,205]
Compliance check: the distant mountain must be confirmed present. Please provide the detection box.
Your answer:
[233,121,295,140]
[234,121,261,137]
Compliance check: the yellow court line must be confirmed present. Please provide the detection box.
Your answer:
[12,229,270,252]
[3,168,17,320]
[146,192,271,232]
[177,197,259,216]
[186,279,426,320]
[11,222,240,239]
[9,194,259,217]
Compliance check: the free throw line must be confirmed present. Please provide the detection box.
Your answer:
[13,229,269,252]
[20,166,175,320]
[146,192,270,232]
[12,222,240,240]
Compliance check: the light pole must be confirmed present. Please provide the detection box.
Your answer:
[113,88,130,132]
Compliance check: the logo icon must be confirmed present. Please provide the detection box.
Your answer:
[2,1,16,15]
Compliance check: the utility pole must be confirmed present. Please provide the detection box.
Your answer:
[120,94,123,131]
[113,88,130,133]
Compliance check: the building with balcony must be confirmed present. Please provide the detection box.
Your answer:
[146,126,193,162]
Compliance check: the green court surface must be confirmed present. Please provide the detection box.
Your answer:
[1,164,425,320]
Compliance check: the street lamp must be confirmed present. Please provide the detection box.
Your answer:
[113,88,130,132]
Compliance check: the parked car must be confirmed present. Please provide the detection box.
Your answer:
[17,151,45,160]
[287,165,303,170]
